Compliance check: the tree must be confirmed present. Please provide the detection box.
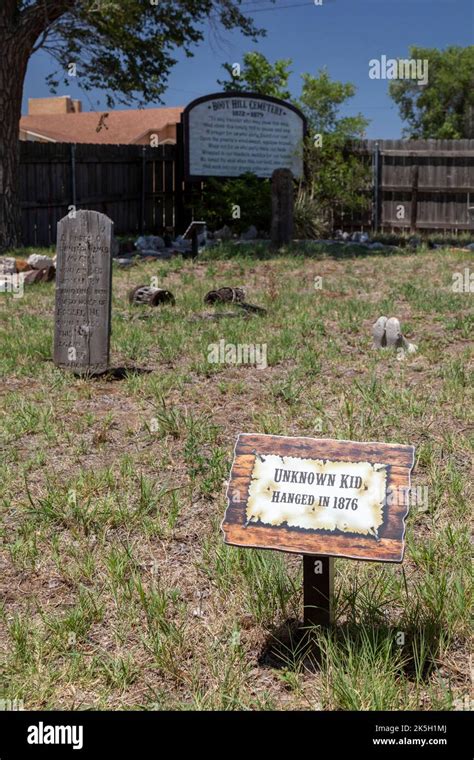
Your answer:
[297,69,370,233]
[389,46,474,139]
[0,1,262,251]
[217,51,291,100]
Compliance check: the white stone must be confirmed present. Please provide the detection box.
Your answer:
[372,316,388,348]
[385,317,402,347]
[27,254,54,270]
[214,225,232,241]
[241,225,258,240]
[135,235,165,251]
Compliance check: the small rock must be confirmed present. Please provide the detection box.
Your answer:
[114,258,136,268]
[397,342,418,361]
[369,242,385,250]
[214,225,232,241]
[400,336,418,355]
[349,231,370,244]
[135,235,165,252]
[372,316,388,348]
[385,317,403,348]
[240,225,258,240]
[172,235,191,248]
[27,253,54,270]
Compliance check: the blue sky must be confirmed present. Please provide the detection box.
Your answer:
[23,0,473,138]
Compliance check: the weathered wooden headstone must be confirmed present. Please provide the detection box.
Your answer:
[53,210,113,376]
[271,168,294,248]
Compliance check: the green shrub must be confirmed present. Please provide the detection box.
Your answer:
[189,173,271,234]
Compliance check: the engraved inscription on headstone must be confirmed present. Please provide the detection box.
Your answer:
[53,210,113,375]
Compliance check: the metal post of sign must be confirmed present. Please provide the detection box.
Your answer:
[303,554,334,628]
[191,227,199,258]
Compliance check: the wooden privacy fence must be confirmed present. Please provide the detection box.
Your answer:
[19,141,195,247]
[354,139,474,233]
[19,138,474,246]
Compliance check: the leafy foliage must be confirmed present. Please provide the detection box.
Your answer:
[218,51,291,100]
[14,1,262,107]
[389,46,474,139]
[191,174,271,234]
[298,70,371,233]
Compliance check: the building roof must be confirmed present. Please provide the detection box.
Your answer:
[20,106,184,144]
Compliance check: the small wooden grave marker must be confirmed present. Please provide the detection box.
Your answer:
[53,210,113,376]
[271,168,294,249]
[222,433,415,628]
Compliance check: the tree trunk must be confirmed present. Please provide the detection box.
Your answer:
[0,34,28,252]
[0,1,76,251]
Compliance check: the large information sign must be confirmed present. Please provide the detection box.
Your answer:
[183,92,306,180]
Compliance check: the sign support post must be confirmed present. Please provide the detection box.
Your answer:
[303,554,334,628]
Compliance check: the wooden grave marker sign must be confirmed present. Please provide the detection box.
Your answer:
[271,168,294,249]
[53,210,113,376]
[222,433,415,628]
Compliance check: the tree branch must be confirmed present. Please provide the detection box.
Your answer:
[19,0,75,48]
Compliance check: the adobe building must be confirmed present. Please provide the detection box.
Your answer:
[20,96,183,145]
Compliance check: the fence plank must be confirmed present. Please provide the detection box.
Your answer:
[18,138,474,246]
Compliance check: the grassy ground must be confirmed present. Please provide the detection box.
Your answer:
[0,244,472,711]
